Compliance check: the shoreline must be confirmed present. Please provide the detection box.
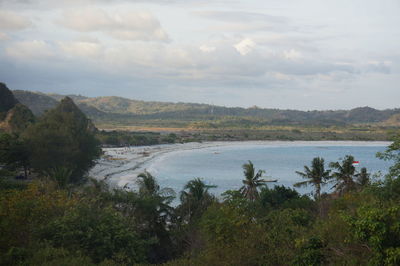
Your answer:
[89,140,391,189]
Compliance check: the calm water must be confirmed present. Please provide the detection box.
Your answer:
[147,142,393,198]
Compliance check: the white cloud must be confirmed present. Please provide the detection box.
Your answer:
[234,38,255,55]
[199,45,216,53]
[58,8,169,42]
[195,11,287,23]
[196,10,293,34]
[283,49,302,60]
[5,40,55,59]
[0,10,31,30]
[59,40,103,58]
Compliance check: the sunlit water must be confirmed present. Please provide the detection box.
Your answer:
[146,141,392,198]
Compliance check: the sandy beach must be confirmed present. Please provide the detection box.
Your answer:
[89,142,233,189]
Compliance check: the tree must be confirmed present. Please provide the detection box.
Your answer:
[136,171,175,231]
[179,178,216,223]
[136,171,175,262]
[294,157,331,200]
[329,155,357,195]
[240,161,276,201]
[355,167,370,189]
[44,166,73,189]
[260,185,314,210]
[0,133,30,178]
[377,132,400,178]
[41,203,149,264]
[24,97,101,183]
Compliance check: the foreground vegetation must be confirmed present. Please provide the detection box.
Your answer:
[1,132,400,265]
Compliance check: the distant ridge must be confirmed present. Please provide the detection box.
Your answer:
[13,89,400,127]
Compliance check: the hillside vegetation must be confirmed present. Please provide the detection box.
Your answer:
[0,84,34,134]
[14,90,400,126]
[12,90,400,142]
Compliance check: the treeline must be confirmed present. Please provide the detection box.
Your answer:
[95,131,181,147]
[94,127,392,147]
[1,134,400,264]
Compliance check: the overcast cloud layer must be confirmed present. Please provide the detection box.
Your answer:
[0,0,399,110]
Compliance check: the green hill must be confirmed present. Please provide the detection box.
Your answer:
[13,90,59,116]
[12,90,400,129]
[0,84,35,134]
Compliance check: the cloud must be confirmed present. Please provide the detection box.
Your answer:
[58,40,103,58]
[0,32,9,40]
[5,40,55,59]
[234,38,255,55]
[283,49,303,60]
[1,0,221,9]
[364,60,391,74]
[196,10,293,33]
[195,11,287,23]
[199,45,216,53]
[0,10,32,30]
[58,8,169,42]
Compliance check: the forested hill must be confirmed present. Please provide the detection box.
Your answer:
[13,90,400,127]
[0,84,34,133]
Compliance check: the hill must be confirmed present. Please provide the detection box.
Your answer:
[13,90,59,116]
[12,90,400,130]
[0,84,35,134]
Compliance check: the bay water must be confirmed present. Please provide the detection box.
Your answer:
[147,141,393,198]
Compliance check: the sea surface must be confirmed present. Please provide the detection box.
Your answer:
[147,141,393,198]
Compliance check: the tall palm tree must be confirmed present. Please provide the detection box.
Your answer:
[240,161,276,201]
[329,155,357,195]
[137,171,160,196]
[136,171,175,219]
[294,157,331,200]
[136,171,176,262]
[179,178,216,222]
[355,167,370,189]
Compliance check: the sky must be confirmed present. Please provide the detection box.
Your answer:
[0,0,399,110]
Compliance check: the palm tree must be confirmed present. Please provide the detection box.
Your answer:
[136,171,175,221]
[294,157,331,200]
[240,161,276,201]
[179,178,216,222]
[355,167,370,189]
[45,166,73,189]
[136,171,176,262]
[329,155,357,195]
[137,171,161,196]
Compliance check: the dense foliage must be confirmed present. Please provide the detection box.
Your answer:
[1,85,101,186]
[22,97,101,183]
[1,132,400,265]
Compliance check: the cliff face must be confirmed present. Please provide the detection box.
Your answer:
[0,83,35,134]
